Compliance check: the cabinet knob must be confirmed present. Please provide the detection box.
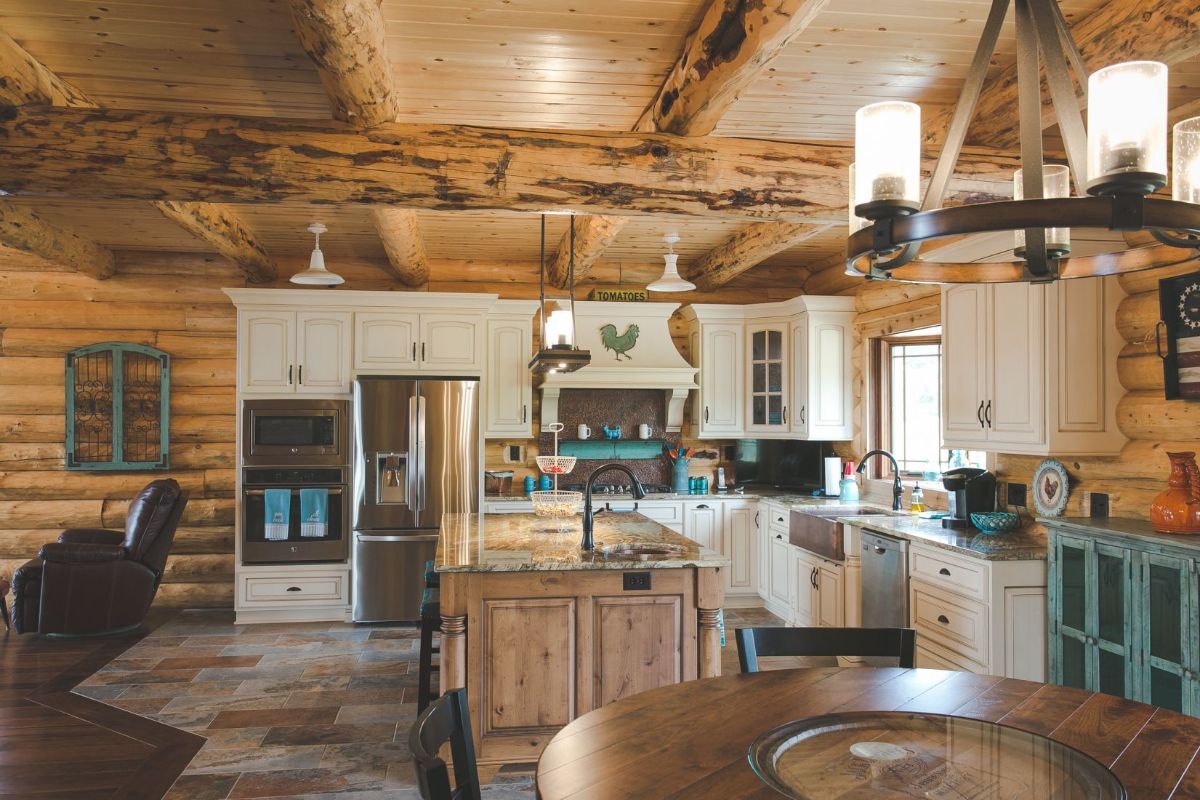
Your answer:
[776,534,783,540]
[936,614,950,625]
[938,567,951,576]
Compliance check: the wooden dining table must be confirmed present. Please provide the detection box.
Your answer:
[535,667,1200,799]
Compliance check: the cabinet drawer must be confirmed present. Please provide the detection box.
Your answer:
[910,546,987,600]
[242,574,347,605]
[483,502,533,514]
[915,641,988,675]
[910,580,989,666]
[637,502,684,526]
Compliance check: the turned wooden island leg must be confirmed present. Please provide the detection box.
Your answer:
[439,573,467,694]
[697,566,724,678]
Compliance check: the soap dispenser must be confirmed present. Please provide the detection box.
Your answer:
[838,462,860,502]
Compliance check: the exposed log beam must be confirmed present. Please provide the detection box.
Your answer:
[546,215,627,289]
[152,201,276,284]
[0,200,116,278]
[0,30,94,109]
[370,207,429,286]
[0,108,1021,221]
[933,0,1200,149]
[687,222,831,290]
[635,0,832,136]
[287,0,400,128]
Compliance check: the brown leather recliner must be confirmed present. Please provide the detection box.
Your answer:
[12,479,189,635]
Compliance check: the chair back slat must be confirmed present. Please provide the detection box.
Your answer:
[409,688,481,800]
[735,627,916,673]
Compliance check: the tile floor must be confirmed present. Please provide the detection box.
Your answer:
[75,604,792,799]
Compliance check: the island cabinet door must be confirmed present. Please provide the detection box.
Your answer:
[592,595,684,708]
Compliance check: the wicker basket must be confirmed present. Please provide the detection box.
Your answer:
[535,455,577,475]
[530,489,583,520]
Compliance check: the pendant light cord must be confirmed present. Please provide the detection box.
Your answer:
[568,216,577,340]
[539,214,547,347]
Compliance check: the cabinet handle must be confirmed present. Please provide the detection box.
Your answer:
[811,567,818,588]
[412,342,417,361]
[783,406,788,424]
[1156,320,1167,359]
[977,401,985,428]
[298,364,303,385]
[286,586,302,593]
[421,342,426,361]
[697,504,711,509]
[937,614,950,625]
[755,511,760,527]
[522,405,527,424]
[800,405,806,425]
[288,365,293,385]
[984,400,992,428]
[704,406,709,423]
[938,567,951,576]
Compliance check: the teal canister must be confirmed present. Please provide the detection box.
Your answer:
[838,474,860,501]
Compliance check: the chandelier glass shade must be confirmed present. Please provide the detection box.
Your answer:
[846,0,1200,284]
[529,215,591,375]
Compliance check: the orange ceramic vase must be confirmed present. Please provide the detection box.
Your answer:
[1150,452,1200,534]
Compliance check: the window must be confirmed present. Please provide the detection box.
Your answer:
[870,326,983,479]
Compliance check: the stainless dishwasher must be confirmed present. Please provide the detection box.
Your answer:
[860,529,909,628]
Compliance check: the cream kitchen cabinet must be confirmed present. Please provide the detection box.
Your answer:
[722,501,757,597]
[354,311,483,374]
[941,277,1124,456]
[683,311,745,439]
[791,547,845,628]
[791,303,855,441]
[239,310,351,395]
[746,320,790,435]
[683,500,720,551]
[484,302,538,438]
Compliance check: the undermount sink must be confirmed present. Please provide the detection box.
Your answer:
[788,507,890,561]
[597,543,684,561]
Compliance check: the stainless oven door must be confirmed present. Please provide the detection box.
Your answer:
[242,399,349,466]
[242,468,350,564]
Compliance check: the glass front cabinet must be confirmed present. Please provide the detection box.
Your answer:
[1049,524,1200,717]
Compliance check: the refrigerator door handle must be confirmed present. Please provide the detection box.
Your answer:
[407,400,420,515]
[416,393,427,513]
[355,532,439,543]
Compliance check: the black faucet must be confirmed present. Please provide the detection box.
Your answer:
[856,449,904,511]
[581,463,646,551]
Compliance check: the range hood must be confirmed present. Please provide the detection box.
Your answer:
[539,301,698,432]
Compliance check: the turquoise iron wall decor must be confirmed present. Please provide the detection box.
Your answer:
[598,323,639,361]
[65,342,170,470]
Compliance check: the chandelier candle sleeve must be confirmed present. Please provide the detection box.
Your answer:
[1174,118,1200,205]
[1086,61,1168,194]
[1014,165,1071,256]
[854,102,920,217]
[545,306,575,347]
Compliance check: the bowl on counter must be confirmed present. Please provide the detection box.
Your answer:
[531,490,583,531]
[970,511,1020,534]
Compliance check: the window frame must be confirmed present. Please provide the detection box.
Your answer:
[870,331,942,480]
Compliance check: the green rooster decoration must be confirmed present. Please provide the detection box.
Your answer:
[599,323,639,361]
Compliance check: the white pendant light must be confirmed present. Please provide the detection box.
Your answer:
[290,222,344,286]
[647,233,695,292]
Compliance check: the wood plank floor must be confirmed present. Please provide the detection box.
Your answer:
[0,610,205,800]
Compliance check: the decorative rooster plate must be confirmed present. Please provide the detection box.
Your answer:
[1032,459,1070,517]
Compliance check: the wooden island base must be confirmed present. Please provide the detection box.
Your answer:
[436,514,726,766]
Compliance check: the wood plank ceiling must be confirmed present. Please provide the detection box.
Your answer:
[1,0,1198,291]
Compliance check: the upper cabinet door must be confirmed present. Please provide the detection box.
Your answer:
[296,312,351,394]
[698,323,744,437]
[484,317,532,438]
[807,317,853,440]
[987,282,1045,445]
[941,285,990,445]
[355,312,419,371]
[240,310,296,393]
[421,314,482,372]
[790,316,810,437]
[746,323,789,434]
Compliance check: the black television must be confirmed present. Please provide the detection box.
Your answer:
[734,439,832,490]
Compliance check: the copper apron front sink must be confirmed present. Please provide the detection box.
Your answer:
[788,507,890,561]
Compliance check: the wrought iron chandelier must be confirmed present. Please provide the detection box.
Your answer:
[529,215,591,374]
[846,0,1200,284]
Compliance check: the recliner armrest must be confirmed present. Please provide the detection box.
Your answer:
[58,529,124,545]
[38,542,127,564]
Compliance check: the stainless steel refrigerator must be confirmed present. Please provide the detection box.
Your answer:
[352,376,479,622]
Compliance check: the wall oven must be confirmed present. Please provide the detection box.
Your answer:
[242,399,349,466]
[242,466,350,563]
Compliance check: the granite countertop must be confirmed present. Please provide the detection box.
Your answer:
[436,511,729,573]
[483,486,806,503]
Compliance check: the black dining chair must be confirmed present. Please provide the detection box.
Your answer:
[409,688,480,800]
[735,627,917,673]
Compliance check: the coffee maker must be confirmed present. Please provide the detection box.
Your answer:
[941,467,997,529]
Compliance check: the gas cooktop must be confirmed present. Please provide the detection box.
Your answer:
[559,482,673,495]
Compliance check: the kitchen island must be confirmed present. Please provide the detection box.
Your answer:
[435,511,728,765]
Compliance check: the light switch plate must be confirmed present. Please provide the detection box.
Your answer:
[1007,482,1028,508]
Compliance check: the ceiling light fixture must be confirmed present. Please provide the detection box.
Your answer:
[289,222,344,286]
[647,233,696,292]
[529,215,591,374]
[847,0,1200,284]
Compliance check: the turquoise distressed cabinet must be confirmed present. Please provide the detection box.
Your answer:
[1047,518,1200,717]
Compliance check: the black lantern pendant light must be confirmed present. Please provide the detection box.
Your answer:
[847,0,1200,284]
[529,215,591,374]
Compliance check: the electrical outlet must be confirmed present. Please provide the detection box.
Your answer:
[1089,492,1110,518]
[1007,482,1028,507]
[623,572,651,591]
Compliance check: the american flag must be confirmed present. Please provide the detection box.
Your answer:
[1178,281,1200,399]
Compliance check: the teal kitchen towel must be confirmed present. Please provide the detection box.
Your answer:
[263,489,291,541]
[299,488,328,539]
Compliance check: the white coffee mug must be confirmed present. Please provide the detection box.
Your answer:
[638,424,651,440]
[578,424,592,440]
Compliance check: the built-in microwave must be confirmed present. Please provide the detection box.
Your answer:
[242,399,350,466]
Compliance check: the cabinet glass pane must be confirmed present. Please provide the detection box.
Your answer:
[1151,666,1184,713]
[1148,561,1183,664]
[1098,648,1125,697]
[768,396,783,425]
[752,396,766,425]
[767,363,783,393]
[768,331,782,360]
[1059,543,1085,632]
[753,364,766,393]
[1096,552,1125,645]
[1060,635,1085,688]
[752,331,766,361]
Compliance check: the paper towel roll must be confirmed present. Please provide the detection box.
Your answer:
[824,457,843,496]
